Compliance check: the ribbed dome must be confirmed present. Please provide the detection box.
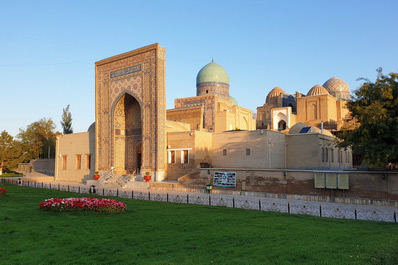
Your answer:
[229,96,238,106]
[307,85,329,96]
[323,77,350,100]
[266,87,286,104]
[196,61,230,86]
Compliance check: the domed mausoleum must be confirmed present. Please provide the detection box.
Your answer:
[256,76,352,132]
[196,61,230,100]
[167,60,255,132]
[266,87,287,105]
[323,77,350,100]
[257,86,296,130]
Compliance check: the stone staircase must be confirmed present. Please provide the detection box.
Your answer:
[98,171,133,188]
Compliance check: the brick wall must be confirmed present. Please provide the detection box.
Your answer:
[195,169,398,201]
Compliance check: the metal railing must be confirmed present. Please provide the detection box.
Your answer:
[2,178,397,223]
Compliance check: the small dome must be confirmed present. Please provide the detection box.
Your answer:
[289,122,310,134]
[307,85,329,96]
[323,77,350,100]
[266,87,286,104]
[196,61,229,86]
[289,122,333,136]
[88,122,95,133]
[229,96,238,106]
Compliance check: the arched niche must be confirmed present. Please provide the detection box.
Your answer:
[112,93,142,174]
[278,120,287,131]
[273,112,287,131]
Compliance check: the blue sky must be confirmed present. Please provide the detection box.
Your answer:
[1,0,397,136]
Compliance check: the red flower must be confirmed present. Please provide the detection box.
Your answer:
[0,187,8,196]
[39,197,126,213]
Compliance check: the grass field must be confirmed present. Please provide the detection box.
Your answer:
[0,183,397,265]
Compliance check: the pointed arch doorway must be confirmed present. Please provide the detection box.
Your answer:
[112,93,142,174]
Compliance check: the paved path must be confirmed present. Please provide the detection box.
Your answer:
[4,174,397,223]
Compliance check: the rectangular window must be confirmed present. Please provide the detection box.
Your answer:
[181,150,189,164]
[331,149,334,163]
[321,147,325,162]
[86,154,91,170]
[223,149,227,156]
[76,155,81,170]
[168,150,176,164]
[246,149,250,155]
[62,155,67,170]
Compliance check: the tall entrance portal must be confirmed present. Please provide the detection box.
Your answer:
[113,94,142,174]
[95,44,166,181]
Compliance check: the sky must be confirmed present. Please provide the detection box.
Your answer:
[1,0,397,137]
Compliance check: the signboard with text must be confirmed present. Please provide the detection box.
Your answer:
[213,172,236,188]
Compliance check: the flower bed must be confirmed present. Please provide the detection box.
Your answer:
[0,187,8,196]
[39,197,126,213]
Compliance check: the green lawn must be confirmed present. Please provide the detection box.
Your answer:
[0,183,397,265]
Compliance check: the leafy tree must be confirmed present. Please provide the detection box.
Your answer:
[17,118,59,159]
[61,104,73,134]
[338,68,398,168]
[0,131,24,174]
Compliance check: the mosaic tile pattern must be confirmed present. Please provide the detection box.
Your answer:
[323,77,350,100]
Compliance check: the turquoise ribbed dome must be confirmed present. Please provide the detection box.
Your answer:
[196,62,230,86]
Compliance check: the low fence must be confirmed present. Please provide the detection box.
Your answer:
[2,178,397,223]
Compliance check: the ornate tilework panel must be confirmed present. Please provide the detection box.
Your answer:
[110,75,142,105]
[95,44,166,175]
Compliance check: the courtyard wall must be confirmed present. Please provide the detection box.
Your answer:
[195,169,398,201]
